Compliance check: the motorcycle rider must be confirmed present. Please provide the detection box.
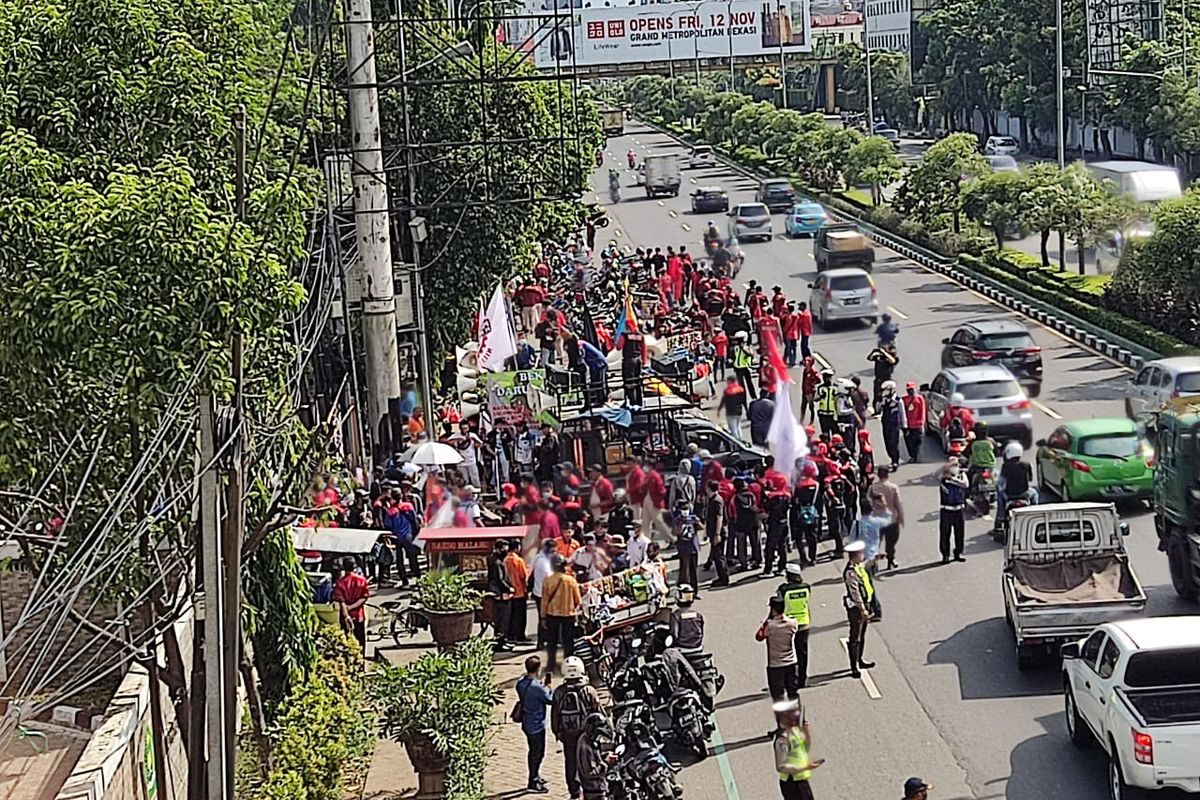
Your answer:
[626,148,637,169]
[775,563,812,688]
[938,392,975,449]
[553,656,604,800]
[669,584,705,650]
[704,220,722,250]
[647,624,714,712]
[577,712,619,800]
[966,420,998,492]
[996,441,1038,528]
[608,168,620,203]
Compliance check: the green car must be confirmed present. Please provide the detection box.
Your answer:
[1035,418,1154,502]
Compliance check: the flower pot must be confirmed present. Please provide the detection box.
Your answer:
[424,608,475,648]
[404,734,449,800]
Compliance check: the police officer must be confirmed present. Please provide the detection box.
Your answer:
[775,564,811,688]
[669,584,705,649]
[815,370,838,436]
[731,331,757,400]
[842,540,876,679]
[772,700,824,800]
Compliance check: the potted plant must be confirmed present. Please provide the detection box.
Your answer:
[371,638,500,800]
[416,568,482,648]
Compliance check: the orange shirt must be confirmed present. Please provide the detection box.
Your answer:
[556,538,580,559]
[505,552,530,598]
[407,416,425,438]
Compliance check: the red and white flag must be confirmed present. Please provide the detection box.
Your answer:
[477,283,517,372]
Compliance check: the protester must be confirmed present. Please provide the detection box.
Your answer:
[505,539,532,644]
[542,555,582,673]
[334,555,370,652]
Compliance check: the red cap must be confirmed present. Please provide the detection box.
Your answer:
[858,429,871,441]
[831,434,843,445]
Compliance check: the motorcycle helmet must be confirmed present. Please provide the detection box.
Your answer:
[801,460,818,478]
[975,421,989,437]
[707,220,714,227]
[583,711,613,741]
[949,392,966,406]
[1004,441,1024,460]
[830,433,844,446]
[613,488,628,503]
[857,429,871,441]
[881,380,897,393]
[562,656,587,681]
[677,584,695,605]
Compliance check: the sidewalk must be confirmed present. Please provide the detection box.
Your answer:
[362,633,572,800]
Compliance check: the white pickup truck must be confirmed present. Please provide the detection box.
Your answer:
[1062,617,1200,800]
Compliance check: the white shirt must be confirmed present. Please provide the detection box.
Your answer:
[455,432,482,467]
[626,534,650,566]
[532,552,555,596]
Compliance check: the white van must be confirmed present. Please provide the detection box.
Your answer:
[1087,161,1182,204]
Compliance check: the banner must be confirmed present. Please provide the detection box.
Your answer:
[1085,0,1162,77]
[477,283,518,372]
[529,0,812,68]
[483,370,557,429]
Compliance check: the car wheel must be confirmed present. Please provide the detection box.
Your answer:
[1168,533,1199,601]
[1028,382,1042,399]
[1065,683,1091,748]
[1108,749,1132,800]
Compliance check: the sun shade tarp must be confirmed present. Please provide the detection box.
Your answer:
[1011,555,1139,604]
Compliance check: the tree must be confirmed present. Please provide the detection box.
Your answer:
[836,44,915,127]
[846,136,903,204]
[701,92,751,144]
[963,170,1026,248]
[895,133,984,230]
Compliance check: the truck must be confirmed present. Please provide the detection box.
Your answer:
[1151,397,1200,601]
[643,154,681,198]
[601,107,625,137]
[813,223,875,272]
[1061,617,1200,800]
[1001,502,1146,670]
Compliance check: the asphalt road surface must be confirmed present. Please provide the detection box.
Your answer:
[588,120,1195,800]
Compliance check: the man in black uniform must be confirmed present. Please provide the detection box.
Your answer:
[669,584,705,649]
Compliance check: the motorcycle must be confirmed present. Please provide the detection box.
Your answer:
[666,688,712,759]
[992,495,1030,543]
[623,741,684,800]
[679,648,726,699]
[969,467,996,516]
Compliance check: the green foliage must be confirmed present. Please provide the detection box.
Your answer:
[895,133,984,230]
[371,637,501,800]
[836,44,914,128]
[416,568,484,613]
[963,170,1027,247]
[846,136,903,204]
[238,628,375,800]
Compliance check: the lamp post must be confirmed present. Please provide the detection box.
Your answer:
[1056,0,1066,270]
[1077,83,1088,162]
[778,2,788,108]
[728,0,735,88]
[864,0,875,127]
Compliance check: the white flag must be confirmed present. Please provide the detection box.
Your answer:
[477,283,518,372]
[767,377,809,481]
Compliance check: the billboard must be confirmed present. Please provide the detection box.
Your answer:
[1085,0,1163,77]
[482,370,556,429]
[526,0,812,68]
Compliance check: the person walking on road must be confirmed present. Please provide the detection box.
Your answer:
[815,370,838,436]
[704,480,730,586]
[868,466,905,569]
[842,540,876,678]
[749,390,775,447]
[878,380,903,470]
[762,485,792,576]
[867,343,899,408]
[938,460,969,564]
[903,777,933,799]
[542,555,582,673]
[756,596,800,702]
[800,357,820,424]
[667,458,697,515]
[731,331,757,400]
[901,382,926,463]
[487,539,515,652]
[551,657,602,800]
[516,655,554,793]
[790,464,821,567]
[796,302,813,359]
[775,563,811,688]
[773,700,824,800]
[672,499,701,590]
[733,477,762,572]
[782,301,801,366]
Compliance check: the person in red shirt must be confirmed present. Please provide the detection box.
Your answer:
[710,329,729,380]
[625,457,647,520]
[797,301,814,359]
[643,461,669,542]
[657,269,674,310]
[771,285,788,317]
[747,288,766,321]
[587,464,615,519]
[800,356,821,424]
[902,381,927,462]
[938,392,975,441]
[538,500,560,541]
[757,313,781,355]
[515,281,546,334]
[763,454,790,493]
[666,248,684,306]
[781,301,802,367]
[701,451,725,489]
[334,556,371,651]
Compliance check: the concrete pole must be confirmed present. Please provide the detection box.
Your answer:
[345,0,401,456]
[727,0,735,88]
[778,3,787,108]
[1056,0,1066,270]
[864,0,875,126]
[199,394,226,800]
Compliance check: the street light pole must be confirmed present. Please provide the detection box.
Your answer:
[1055,0,1066,269]
[864,0,875,126]
[778,3,788,108]
[728,0,735,88]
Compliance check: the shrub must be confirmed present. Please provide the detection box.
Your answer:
[415,568,483,613]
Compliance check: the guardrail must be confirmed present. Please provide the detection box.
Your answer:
[635,117,1156,369]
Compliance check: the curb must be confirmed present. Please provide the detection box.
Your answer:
[637,118,1157,370]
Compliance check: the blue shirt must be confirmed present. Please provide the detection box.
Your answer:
[516,675,554,735]
[851,513,889,561]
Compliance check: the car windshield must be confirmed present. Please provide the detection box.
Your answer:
[795,205,822,215]
[830,274,871,291]
[1176,371,1200,393]
[978,332,1035,351]
[762,181,791,192]
[993,137,1017,147]
[1125,648,1200,687]
[958,379,1021,400]
[738,205,770,218]
[1078,433,1141,458]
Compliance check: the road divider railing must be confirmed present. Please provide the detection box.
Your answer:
[636,116,1173,368]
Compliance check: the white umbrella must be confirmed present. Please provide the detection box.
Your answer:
[401,441,463,466]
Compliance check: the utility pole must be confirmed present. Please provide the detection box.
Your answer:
[346,0,401,459]
[1055,0,1066,270]
[778,3,788,108]
[199,394,226,800]
[220,104,248,800]
[864,0,876,127]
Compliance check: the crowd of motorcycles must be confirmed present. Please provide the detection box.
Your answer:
[587,622,727,800]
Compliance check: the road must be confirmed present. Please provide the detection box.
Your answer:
[589,120,1195,800]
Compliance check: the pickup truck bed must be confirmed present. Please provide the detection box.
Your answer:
[1122,686,1200,725]
[1010,554,1141,603]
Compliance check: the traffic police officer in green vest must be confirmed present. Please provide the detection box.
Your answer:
[775,564,811,688]
[731,331,757,400]
[815,369,838,436]
[843,540,876,679]
[772,699,824,800]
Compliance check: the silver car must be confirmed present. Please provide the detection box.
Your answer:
[808,268,878,327]
[922,365,1034,451]
[727,202,773,242]
[1126,357,1200,420]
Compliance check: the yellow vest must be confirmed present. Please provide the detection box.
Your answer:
[817,384,837,414]
[781,585,810,627]
[732,345,752,369]
[854,562,875,602]
[778,728,811,782]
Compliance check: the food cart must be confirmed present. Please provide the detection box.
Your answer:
[291,526,382,626]
[417,524,540,631]
[572,563,672,682]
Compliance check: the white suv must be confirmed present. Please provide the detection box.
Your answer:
[688,145,716,169]
[984,135,1019,156]
[726,203,772,242]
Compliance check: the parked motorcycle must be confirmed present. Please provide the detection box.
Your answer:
[666,688,712,758]
[623,741,684,800]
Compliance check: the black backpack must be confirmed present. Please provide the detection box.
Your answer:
[558,685,589,736]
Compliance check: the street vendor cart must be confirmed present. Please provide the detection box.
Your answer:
[571,563,672,683]
[417,524,540,631]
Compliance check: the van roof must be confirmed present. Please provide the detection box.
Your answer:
[1107,616,1200,650]
[1089,160,1176,173]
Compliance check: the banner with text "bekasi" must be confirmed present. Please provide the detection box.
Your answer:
[531,0,812,68]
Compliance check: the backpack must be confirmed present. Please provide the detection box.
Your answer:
[557,685,589,736]
[948,415,966,440]
[798,504,819,527]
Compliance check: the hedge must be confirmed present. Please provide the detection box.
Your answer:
[959,254,1191,356]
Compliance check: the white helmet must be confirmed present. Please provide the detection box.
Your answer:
[881,380,897,393]
[1004,441,1024,460]
[677,584,695,604]
[562,656,586,681]
[949,392,966,406]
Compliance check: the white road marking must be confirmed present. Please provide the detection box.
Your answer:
[657,200,665,206]
[840,638,882,699]
[1033,400,1062,420]
[668,210,678,218]
[614,229,623,238]
[681,222,691,231]
[886,306,909,320]
[690,177,697,184]
[812,351,832,371]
